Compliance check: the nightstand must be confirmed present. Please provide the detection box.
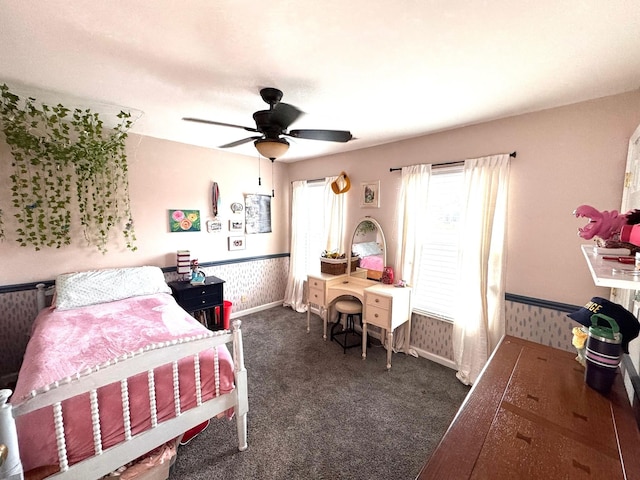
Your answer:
[168,276,225,330]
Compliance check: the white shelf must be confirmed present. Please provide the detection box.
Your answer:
[581,244,640,290]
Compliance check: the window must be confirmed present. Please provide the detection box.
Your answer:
[412,165,464,321]
[303,181,326,271]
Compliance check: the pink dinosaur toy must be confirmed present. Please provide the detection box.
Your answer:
[574,204,631,241]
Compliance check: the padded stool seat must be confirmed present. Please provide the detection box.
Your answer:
[331,299,364,354]
[335,300,362,315]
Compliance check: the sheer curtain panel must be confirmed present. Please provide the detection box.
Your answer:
[393,164,432,352]
[283,180,309,312]
[323,176,345,253]
[452,154,510,385]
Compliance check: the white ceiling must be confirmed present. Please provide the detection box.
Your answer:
[1,1,639,162]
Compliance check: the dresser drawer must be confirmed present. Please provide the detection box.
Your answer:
[365,304,391,328]
[366,293,391,311]
[308,287,325,305]
[470,406,623,480]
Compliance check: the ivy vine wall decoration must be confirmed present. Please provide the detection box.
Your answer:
[0,84,137,252]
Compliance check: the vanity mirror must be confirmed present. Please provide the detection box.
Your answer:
[349,217,387,280]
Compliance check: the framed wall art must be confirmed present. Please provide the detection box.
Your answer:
[245,194,272,234]
[169,209,201,232]
[360,181,380,208]
[228,236,246,251]
[229,219,244,232]
[206,219,222,233]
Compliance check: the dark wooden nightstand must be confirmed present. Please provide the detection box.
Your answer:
[168,276,225,330]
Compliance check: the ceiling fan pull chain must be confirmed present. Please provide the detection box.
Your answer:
[271,159,275,198]
[257,154,261,186]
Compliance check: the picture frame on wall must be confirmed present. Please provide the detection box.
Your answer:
[228,236,246,251]
[229,219,244,232]
[169,209,201,232]
[360,181,380,208]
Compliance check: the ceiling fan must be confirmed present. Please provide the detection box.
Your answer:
[182,87,353,160]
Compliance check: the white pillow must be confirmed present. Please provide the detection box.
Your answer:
[353,241,383,257]
[55,266,171,310]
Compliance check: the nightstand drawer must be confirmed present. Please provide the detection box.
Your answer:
[179,293,221,311]
[366,293,391,311]
[179,285,222,303]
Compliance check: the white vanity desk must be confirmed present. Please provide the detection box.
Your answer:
[307,270,412,369]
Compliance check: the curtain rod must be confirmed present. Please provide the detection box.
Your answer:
[389,151,516,172]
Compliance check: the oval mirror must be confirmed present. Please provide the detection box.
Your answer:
[348,217,386,280]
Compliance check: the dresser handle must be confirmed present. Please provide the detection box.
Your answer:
[374,313,379,318]
[201,290,206,294]
[515,432,532,444]
[572,459,591,474]
[375,298,379,303]
[201,300,206,304]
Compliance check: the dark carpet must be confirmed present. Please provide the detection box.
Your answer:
[169,306,470,480]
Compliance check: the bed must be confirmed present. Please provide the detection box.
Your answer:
[352,241,384,281]
[0,266,248,480]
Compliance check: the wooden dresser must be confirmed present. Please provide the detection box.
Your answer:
[417,336,640,480]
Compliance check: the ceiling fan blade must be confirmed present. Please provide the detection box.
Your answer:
[182,117,260,133]
[270,103,303,129]
[219,136,262,148]
[287,129,353,142]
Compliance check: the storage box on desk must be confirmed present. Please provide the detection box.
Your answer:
[320,256,359,275]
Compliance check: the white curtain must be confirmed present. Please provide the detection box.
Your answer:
[323,176,345,252]
[283,180,309,312]
[393,164,432,351]
[284,177,345,313]
[452,154,510,385]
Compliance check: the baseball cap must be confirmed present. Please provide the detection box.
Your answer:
[568,297,639,353]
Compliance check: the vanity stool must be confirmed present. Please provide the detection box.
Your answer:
[331,299,365,354]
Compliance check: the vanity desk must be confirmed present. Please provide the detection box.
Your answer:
[307,216,412,369]
[307,271,412,369]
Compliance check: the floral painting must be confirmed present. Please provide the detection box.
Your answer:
[169,209,201,232]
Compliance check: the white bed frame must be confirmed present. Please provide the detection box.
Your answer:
[0,286,248,480]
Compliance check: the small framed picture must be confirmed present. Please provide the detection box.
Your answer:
[360,181,380,208]
[229,219,244,232]
[206,219,222,233]
[228,236,246,251]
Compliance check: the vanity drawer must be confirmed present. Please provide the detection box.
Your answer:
[308,277,326,290]
[365,304,391,328]
[308,287,325,305]
[366,293,391,311]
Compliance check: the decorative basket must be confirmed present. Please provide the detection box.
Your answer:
[320,257,359,275]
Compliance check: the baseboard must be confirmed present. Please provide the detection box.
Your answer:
[412,346,456,370]
[231,301,283,318]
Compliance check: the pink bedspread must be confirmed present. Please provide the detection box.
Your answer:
[13,293,235,473]
[359,254,383,271]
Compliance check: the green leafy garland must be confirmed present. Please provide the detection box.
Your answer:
[0,84,137,252]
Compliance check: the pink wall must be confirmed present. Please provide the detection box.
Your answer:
[2,90,639,306]
[0,135,291,285]
[288,90,640,306]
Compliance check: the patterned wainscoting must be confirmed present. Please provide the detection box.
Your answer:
[410,296,580,367]
[0,255,289,380]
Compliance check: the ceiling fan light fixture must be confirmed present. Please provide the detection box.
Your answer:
[254,138,289,160]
